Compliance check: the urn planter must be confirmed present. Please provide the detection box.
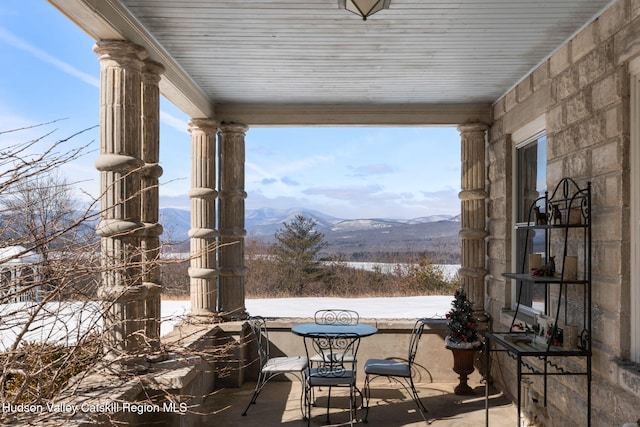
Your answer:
[446,346,480,395]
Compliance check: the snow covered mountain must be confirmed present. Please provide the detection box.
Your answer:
[159,207,458,241]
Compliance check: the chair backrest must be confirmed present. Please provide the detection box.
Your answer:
[248,316,270,368]
[407,318,428,366]
[303,332,360,376]
[314,309,360,325]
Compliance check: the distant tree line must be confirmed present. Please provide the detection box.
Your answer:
[345,249,460,264]
[243,214,459,298]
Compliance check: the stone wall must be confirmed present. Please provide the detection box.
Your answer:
[486,0,640,424]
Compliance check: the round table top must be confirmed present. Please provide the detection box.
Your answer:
[291,322,378,337]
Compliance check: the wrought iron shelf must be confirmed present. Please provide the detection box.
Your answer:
[502,272,588,285]
[485,177,592,426]
[486,332,590,358]
[515,222,588,230]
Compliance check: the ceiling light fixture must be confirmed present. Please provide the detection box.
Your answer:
[340,0,391,20]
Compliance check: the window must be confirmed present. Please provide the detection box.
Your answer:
[513,131,546,313]
[630,57,640,362]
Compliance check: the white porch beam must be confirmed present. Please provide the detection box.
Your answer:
[215,103,492,127]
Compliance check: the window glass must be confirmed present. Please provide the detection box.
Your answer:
[515,135,546,312]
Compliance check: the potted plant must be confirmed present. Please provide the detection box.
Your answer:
[445,287,482,395]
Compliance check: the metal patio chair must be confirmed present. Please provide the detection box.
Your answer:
[363,318,429,423]
[303,331,361,426]
[314,309,360,325]
[310,309,361,367]
[242,316,308,417]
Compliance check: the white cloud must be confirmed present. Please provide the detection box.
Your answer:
[160,110,188,134]
[0,27,100,88]
[348,163,395,177]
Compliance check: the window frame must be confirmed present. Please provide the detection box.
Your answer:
[629,57,640,362]
[510,116,547,317]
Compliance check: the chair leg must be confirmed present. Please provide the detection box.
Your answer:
[326,386,332,424]
[306,380,314,427]
[408,377,429,421]
[350,383,357,427]
[363,374,372,423]
[242,373,266,416]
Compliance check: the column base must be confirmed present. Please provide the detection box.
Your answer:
[218,308,249,321]
[185,311,223,325]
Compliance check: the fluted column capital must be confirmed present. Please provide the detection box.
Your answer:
[93,40,147,66]
[457,122,489,134]
[219,121,249,134]
[142,59,165,84]
[188,118,219,135]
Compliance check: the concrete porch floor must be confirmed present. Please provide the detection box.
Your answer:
[204,379,517,426]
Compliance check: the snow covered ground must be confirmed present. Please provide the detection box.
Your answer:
[0,301,102,352]
[338,262,460,278]
[162,296,452,335]
[1,296,454,350]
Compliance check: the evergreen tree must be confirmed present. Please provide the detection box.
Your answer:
[272,214,328,295]
[445,287,479,344]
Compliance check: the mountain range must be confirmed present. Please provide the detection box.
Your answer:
[159,207,461,262]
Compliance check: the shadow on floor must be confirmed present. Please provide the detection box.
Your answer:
[203,380,516,426]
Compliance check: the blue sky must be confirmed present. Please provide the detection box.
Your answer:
[0,1,461,220]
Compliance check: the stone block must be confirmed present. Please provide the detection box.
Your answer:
[593,276,623,314]
[577,48,608,89]
[593,309,621,350]
[487,239,505,260]
[592,140,622,174]
[492,97,506,120]
[488,200,505,222]
[572,21,598,62]
[633,0,640,20]
[592,173,624,208]
[605,104,624,138]
[618,359,640,396]
[598,0,629,41]
[488,157,505,181]
[566,91,593,125]
[576,111,606,147]
[502,85,551,134]
[550,43,571,77]
[604,174,623,207]
[547,159,564,185]
[593,241,623,278]
[548,128,569,157]
[615,12,640,63]
[490,178,505,199]
[532,61,549,92]
[554,69,578,100]
[547,103,565,131]
[504,89,518,112]
[489,119,504,141]
[592,208,623,243]
[565,146,590,176]
[517,76,533,102]
[593,72,623,111]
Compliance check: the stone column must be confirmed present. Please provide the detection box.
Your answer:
[94,40,147,361]
[140,59,164,348]
[218,122,248,320]
[458,123,489,316]
[188,119,219,320]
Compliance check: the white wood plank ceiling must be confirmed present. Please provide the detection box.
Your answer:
[51,0,614,124]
